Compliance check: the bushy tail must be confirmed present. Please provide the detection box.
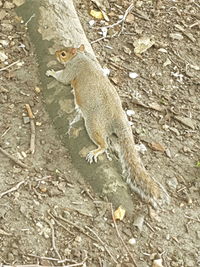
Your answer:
[116,130,170,209]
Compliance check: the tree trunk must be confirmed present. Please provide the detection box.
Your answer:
[16,0,135,215]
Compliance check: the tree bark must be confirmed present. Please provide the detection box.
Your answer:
[16,0,135,215]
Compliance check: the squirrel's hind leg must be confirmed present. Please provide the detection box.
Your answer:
[85,126,108,164]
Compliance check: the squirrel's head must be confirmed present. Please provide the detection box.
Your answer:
[55,44,85,64]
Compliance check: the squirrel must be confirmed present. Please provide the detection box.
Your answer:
[46,44,170,209]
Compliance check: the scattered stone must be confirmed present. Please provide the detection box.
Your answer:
[1,22,14,32]
[128,237,136,246]
[135,143,147,154]
[3,1,15,9]
[13,0,25,7]
[158,48,168,53]
[0,40,9,47]
[102,67,110,76]
[0,51,8,62]
[167,177,178,190]
[23,116,30,124]
[165,148,172,158]
[126,109,135,116]
[88,19,95,27]
[129,72,138,79]
[0,10,7,20]
[133,214,145,232]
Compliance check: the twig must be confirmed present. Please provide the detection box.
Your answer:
[85,226,118,264]
[0,180,25,199]
[25,13,35,26]
[110,204,138,267]
[107,3,134,30]
[48,212,75,236]
[118,3,135,35]
[1,127,11,137]
[27,254,76,264]
[0,147,29,169]
[91,36,107,44]
[91,3,134,43]
[144,221,155,232]
[184,215,200,223]
[44,218,61,260]
[0,60,20,72]
[25,104,36,154]
[58,214,97,242]
[27,254,61,262]
[131,10,149,21]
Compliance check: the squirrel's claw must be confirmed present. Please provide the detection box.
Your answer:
[86,152,97,164]
[46,69,55,77]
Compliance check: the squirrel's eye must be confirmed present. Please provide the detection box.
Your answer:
[61,52,66,57]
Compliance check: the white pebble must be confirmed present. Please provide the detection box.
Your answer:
[129,72,138,79]
[88,20,95,27]
[126,109,135,116]
[102,67,110,76]
[0,51,8,61]
[135,143,147,154]
[128,237,136,246]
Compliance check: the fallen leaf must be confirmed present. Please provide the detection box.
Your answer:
[35,86,41,93]
[90,10,103,20]
[149,142,166,152]
[152,258,164,267]
[126,13,134,23]
[133,36,155,55]
[163,58,171,67]
[114,206,126,221]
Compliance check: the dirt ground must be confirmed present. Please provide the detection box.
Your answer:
[0,0,200,266]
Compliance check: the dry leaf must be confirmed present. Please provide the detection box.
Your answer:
[90,10,103,20]
[126,13,134,23]
[152,258,164,267]
[149,142,166,152]
[114,206,126,221]
[35,86,41,93]
[133,36,155,55]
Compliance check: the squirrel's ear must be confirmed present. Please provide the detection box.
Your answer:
[79,44,85,52]
[71,48,77,55]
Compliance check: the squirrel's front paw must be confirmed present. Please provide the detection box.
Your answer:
[46,69,56,77]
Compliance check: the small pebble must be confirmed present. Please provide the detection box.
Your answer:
[23,116,30,124]
[129,72,139,79]
[126,109,135,116]
[128,237,136,246]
